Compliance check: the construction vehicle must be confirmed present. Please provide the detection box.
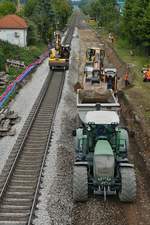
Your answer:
[82,66,118,107]
[76,88,120,123]
[86,46,105,69]
[73,110,136,202]
[84,46,105,84]
[49,31,70,70]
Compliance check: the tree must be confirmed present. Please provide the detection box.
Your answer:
[24,0,37,17]
[122,0,150,54]
[26,19,39,45]
[0,1,16,16]
[23,0,72,43]
[0,51,5,71]
[79,0,119,31]
[52,0,72,29]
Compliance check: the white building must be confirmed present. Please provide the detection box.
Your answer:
[0,14,28,47]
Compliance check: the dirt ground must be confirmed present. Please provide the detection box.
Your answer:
[71,18,150,225]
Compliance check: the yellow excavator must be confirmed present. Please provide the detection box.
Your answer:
[49,31,70,70]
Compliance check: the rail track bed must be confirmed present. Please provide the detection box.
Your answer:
[0,71,65,225]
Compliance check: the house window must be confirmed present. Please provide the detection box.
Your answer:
[14,32,20,38]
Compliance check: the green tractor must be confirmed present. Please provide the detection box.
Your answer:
[73,110,136,202]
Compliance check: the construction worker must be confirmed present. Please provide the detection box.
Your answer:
[109,33,114,43]
[144,68,150,81]
[124,71,130,87]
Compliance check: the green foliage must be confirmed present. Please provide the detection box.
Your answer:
[24,0,37,17]
[0,40,46,69]
[26,19,39,45]
[0,51,5,70]
[122,0,150,54]
[0,0,16,16]
[79,0,119,32]
[24,0,72,43]
[8,67,24,81]
[52,0,72,29]
[80,0,150,55]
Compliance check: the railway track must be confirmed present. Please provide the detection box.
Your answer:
[0,11,78,225]
[0,71,65,225]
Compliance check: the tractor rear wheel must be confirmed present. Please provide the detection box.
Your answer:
[73,166,88,202]
[119,167,136,202]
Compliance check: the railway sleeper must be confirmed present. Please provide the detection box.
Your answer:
[9,179,37,186]
[32,121,51,126]
[0,211,29,220]
[11,161,41,166]
[12,174,39,180]
[7,186,35,193]
[2,197,32,206]
[29,128,49,134]
[18,155,43,161]
[37,113,54,117]
[2,167,40,176]
[14,167,40,174]
[16,163,42,169]
[27,134,48,139]
[24,139,47,144]
[6,191,34,198]
[19,151,44,155]
[22,146,45,151]
[0,220,27,225]
[0,207,30,213]
[31,125,52,130]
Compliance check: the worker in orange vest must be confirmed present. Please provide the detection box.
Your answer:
[124,72,130,86]
[145,69,150,80]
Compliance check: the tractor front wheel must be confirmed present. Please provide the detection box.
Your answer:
[73,166,88,202]
[119,167,136,202]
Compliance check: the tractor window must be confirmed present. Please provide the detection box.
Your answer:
[96,125,106,137]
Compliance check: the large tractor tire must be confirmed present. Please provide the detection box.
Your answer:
[119,167,136,202]
[73,166,88,202]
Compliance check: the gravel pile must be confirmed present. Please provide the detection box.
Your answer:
[0,59,49,173]
[33,27,80,225]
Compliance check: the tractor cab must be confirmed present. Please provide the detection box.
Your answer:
[85,111,119,149]
[86,47,97,62]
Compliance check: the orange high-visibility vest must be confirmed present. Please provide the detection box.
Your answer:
[124,73,129,81]
[146,70,150,79]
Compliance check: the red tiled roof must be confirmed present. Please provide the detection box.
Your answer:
[0,14,28,29]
